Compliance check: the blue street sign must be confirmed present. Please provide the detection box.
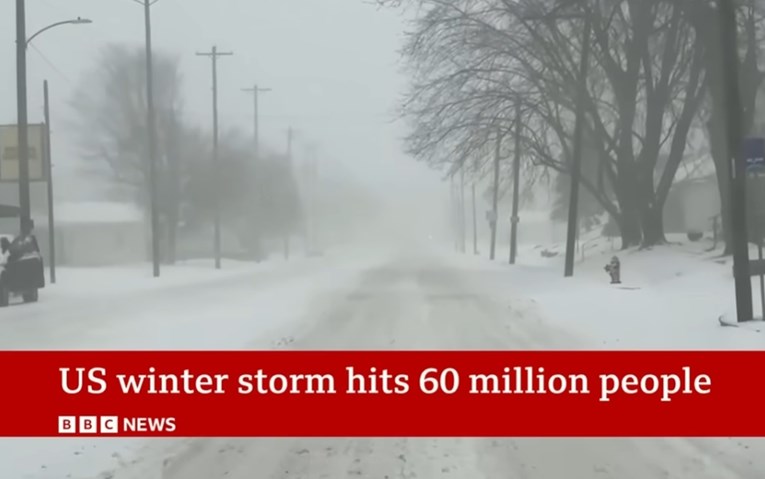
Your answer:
[742,137,765,174]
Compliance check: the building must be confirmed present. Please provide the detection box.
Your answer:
[1,198,147,267]
[38,201,147,266]
[663,174,720,235]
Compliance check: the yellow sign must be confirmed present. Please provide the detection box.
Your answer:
[0,124,46,182]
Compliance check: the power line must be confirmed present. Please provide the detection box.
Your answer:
[28,44,73,85]
[163,0,217,46]
[36,0,70,17]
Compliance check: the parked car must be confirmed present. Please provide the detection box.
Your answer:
[0,233,45,307]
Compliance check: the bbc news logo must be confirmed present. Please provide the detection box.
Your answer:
[58,416,176,434]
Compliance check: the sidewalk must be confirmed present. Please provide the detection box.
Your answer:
[447,234,764,349]
[38,257,313,299]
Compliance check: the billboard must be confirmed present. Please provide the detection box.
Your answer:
[0,124,46,182]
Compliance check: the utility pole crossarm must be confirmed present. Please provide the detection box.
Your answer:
[242,86,272,93]
[196,50,234,57]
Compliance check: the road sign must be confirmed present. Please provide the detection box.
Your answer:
[742,137,765,174]
[0,124,46,182]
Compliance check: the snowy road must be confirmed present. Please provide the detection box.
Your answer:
[4,247,765,478]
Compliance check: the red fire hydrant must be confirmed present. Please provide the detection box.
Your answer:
[604,256,621,284]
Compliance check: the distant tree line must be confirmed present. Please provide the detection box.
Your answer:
[70,44,302,263]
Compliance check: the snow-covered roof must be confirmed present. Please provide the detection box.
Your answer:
[47,201,143,224]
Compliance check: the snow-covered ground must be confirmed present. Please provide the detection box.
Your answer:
[1,250,389,478]
[2,237,764,478]
[473,232,765,349]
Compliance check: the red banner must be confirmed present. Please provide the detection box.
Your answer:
[0,351,761,437]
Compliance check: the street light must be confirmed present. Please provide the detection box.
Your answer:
[522,0,591,278]
[26,17,92,48]
[15,0,92,235]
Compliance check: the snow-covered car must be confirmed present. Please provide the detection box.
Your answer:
[0,233,45,307]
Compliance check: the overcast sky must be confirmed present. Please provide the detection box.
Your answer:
[0,0,447,223]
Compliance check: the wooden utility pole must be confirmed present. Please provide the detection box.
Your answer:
[489,130,502,261]
[450,174,460,252]
[241,84,271,157]
[472,182,478,255]
[719,0,753,322]
[196,46,233,270]
[284,126,294,260]
[509,101,522,265]
[43,80,56,283]
[15,0,31,234]
[459,164,466,253]
[134,0,162,277]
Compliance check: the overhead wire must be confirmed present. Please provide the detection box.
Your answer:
[28,44,73,86]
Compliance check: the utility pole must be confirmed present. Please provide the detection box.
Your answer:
[489,130,502,261]
[720,0,753,322]
[563,11,592,278]
[133,0,162,277]
[197,46,233,270]
[305,148,319,255]
[472,182,478,255]
[43,80,56,283]
[287,126,294,159]
[459,164,466,253]
[241,84,271,157]
[450,174,458,252]
[284,126,293,260]
[16,0,31,234]
[509,101,522,265]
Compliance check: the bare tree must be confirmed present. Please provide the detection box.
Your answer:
[382,0,710,247]
[184,131,303,259]
[681,0,765,254]
[70,43,187,262]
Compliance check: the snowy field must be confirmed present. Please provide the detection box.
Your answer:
[1,237,764,478]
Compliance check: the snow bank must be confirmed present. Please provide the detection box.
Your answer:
[447,234,764,349]
[49,202,143,225]
[443,236,765,469]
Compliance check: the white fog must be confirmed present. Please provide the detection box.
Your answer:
[1,1,764,478]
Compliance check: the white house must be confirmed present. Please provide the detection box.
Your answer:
[37,201,147,267]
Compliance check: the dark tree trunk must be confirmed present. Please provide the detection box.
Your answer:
[691,2,763,255]
[614,157,643,248]
[619,210,643,249]
[641,206,666,246]
[166,211,178,264]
